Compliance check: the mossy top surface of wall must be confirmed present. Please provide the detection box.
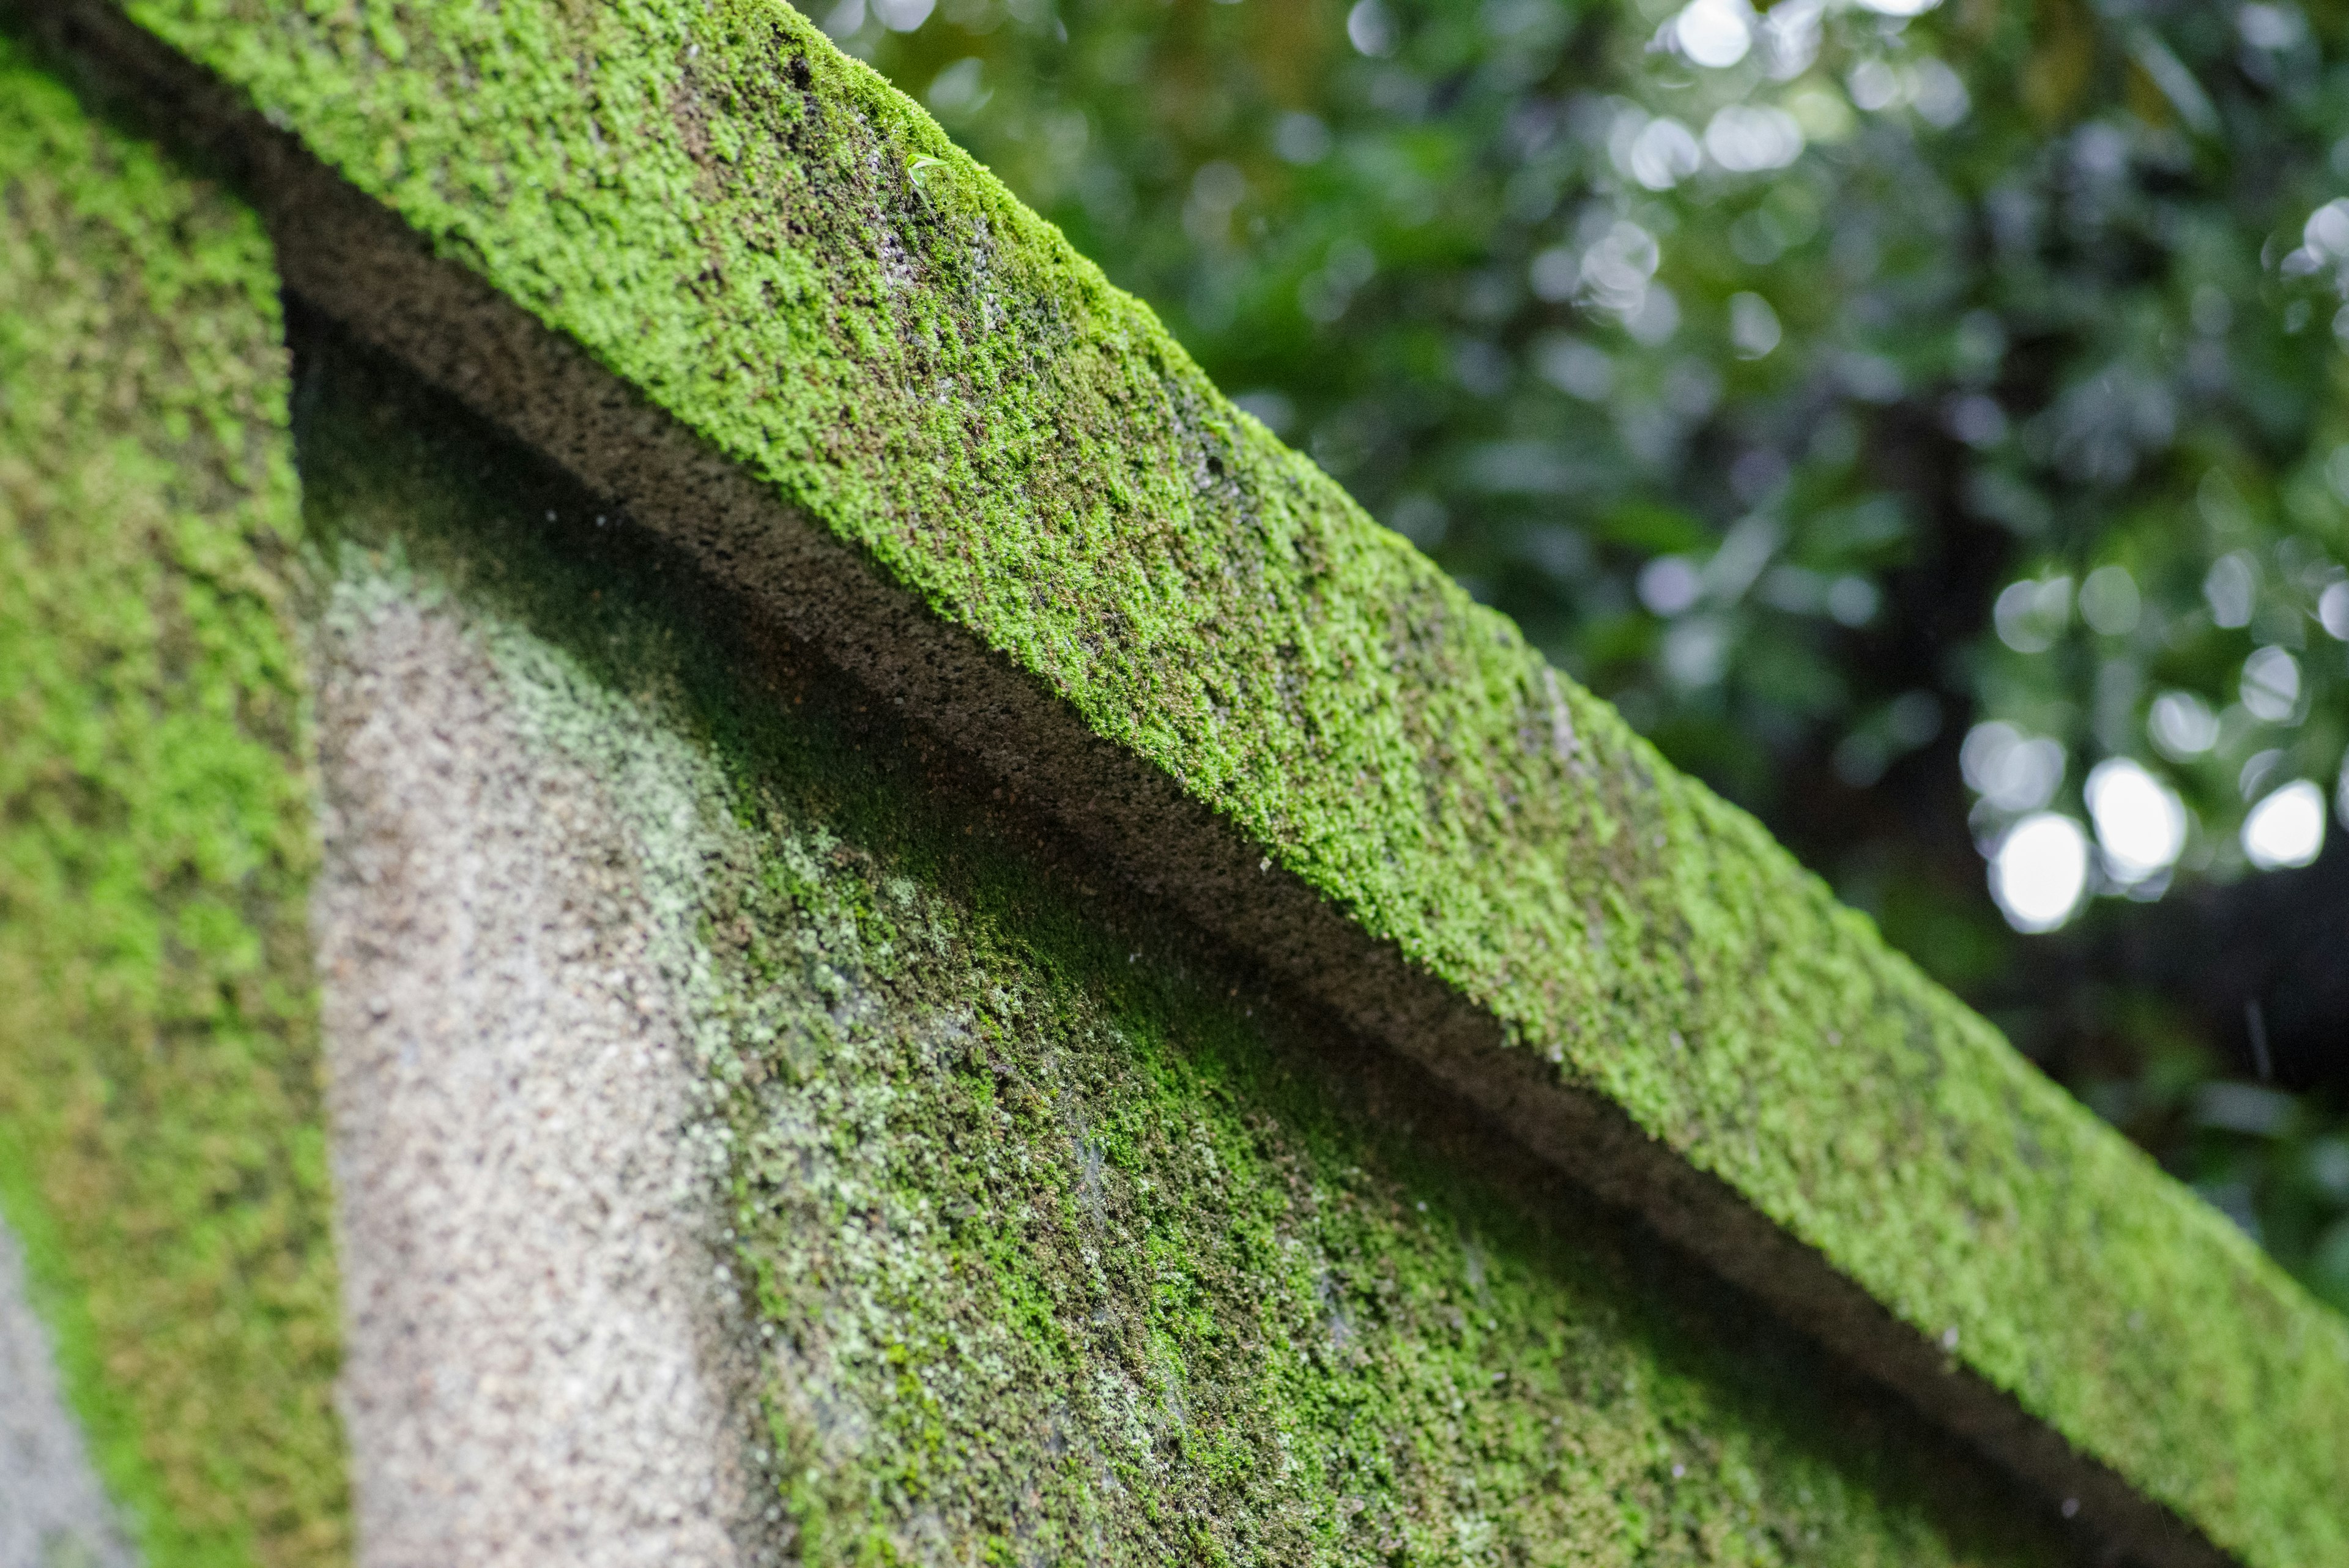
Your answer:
[298,332,2090,1568]
[101,0,2349,1558]
[0,37,347,1568]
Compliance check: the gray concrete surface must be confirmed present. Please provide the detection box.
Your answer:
[0,1214,138,1568]
[310,577,776,1568]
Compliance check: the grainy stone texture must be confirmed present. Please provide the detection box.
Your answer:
[310,581,778,1568]
[0,1217,139,1568]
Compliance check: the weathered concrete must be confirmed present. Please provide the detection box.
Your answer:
[0,1217,139,1568]
[311,581,778,1568]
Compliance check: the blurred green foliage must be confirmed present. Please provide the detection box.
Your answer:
[826,0,2349,1312]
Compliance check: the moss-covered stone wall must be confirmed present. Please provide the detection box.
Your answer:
[290,323,2088,1568]
[6,0,2346,1559]
[0,37,347,1568]
[40,0,2342,1557]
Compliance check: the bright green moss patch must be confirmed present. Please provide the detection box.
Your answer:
[0,39,347,1568]
[298,330,2082,1568]
[101,0,2349,1557]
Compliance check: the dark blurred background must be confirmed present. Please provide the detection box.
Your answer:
[822,0,2349,1310]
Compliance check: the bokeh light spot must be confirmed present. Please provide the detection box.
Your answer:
[1672,0,1753,69]
[2244,780,2326,869]
[2085,759,2186,883]
[1991,813,2090,932]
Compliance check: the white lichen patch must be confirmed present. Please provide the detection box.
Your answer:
[311,570,777,1568]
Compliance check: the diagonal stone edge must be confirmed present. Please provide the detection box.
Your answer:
[14,1,2342,1564]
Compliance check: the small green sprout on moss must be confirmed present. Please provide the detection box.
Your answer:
[905,153,944,190]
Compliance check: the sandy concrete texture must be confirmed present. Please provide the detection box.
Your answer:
[309,573,779,1568]
[0,1216,138,1568]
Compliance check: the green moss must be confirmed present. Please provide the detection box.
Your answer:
[0,39,347,1568]
[94,0,2349,1556]
[298,329,2082,1568]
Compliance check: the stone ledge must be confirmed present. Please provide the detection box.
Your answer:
[13,0,2345,1562]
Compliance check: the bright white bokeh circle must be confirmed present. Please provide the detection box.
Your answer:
[2243,779,2326,869]
[2084,759,2186,882]
[1674,0,1753,68]
[1991,812,2090,932]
